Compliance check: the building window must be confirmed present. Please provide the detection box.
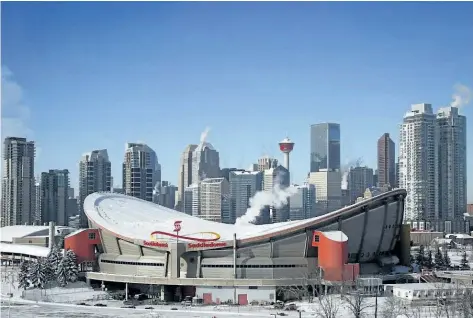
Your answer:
[314,235,320,242]
[88,232,96,240]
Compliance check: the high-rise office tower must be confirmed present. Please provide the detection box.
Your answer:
[399,104,438,230]
[199,177,230,223]
[177,144,198,210]
[263,165,290,223]
[123,143,161,202]
[348,166,374,204]
[156,181,177,210]
[377,133,396,188]
[257,156,278,172]
[192,141,220,184]
[40,169,70,226]
[1,137,36,226]
[289,183,317,220]
[310,123,341,173]
[308,169,342,215]
[229,170,263,223]
[183,184,200,216]
[437,106,467,233]
[79,149,111,228]
[219,168,246,182]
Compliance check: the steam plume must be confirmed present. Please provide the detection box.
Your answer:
[450,84,471,108]
[341,157,363,190]
[200,127,211,144]
[236,176,298,225]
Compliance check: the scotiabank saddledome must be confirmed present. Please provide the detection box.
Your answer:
[83,189,407,281]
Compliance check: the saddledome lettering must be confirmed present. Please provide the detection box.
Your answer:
[188,242,227,249]
[143,240,168,248]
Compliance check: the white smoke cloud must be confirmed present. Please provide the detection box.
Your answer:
[200,126,211,144]
[235,177,298,225]
[340,157,363,190]
[450,83,471,108]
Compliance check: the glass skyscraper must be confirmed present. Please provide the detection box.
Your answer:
[310,123,341,172]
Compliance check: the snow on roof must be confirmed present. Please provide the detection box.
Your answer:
[446,233,473,239]
[388,283,469,291]
[323,231,348,242]
[64,228,89,239]
[1,225,75,243]
[0,242,51,258]
[84,190,406,243]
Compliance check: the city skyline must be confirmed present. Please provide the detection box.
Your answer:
[1,2,472,201]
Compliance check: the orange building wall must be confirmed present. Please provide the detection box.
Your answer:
[312,230,359,282]
[64,229,101,264]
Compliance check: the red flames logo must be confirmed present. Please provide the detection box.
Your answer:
[174,220,182,232]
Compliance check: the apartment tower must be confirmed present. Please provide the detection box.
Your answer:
[40,169,70,226]
[79,149,112,228]
[1,137,36,226]
[399,104,438,230]
[123,143,161,202]
[437,106,467,233]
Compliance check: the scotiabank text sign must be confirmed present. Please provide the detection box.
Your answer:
[143,240,169,248]
[187,242,227,249]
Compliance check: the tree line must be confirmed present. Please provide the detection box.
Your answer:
[18,246,79,290]
[414,245,470,270]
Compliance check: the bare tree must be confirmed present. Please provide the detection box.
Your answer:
[404,302,424,318]
[316,294,341,318]
[453,282,473,318]
[342,288,373,318]
[380,295,405,318]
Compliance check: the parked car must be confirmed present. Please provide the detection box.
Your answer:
[94,303,107,307]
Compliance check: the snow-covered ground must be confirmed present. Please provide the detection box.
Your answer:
[2,265,472,317]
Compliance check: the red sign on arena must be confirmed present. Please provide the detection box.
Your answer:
[174,221,182,232]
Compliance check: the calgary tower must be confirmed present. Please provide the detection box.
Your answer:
[279,137,295,171]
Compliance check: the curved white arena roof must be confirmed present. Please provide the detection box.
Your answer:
[84,190,406,244]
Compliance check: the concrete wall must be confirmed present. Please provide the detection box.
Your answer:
[410,232,443,246]
[195,286,276,304]
[12,237,48,247]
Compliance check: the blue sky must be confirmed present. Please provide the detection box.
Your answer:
[1,2,472,201]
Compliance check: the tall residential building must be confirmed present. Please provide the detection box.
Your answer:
[348,166,374,204]
[199,177,230,223]
[310,123,341,172]
[123,143,161,202]
[67,197,78,218]
[308,169,341,215]
[183,184,200,216]
[399,104,438,229]
[192,142,220,186]
[229,170,263,223]
[289,183,316,220]
[377,133,396,188]
[34,177,41,224]
[1,137,35,226]
[177,144,198,211]
[156,181,177,210]
[40,169,70,226]
[395,162,400,188]
[437,106,467,233]
[263,165,290,223]
[79,149,112,228]
[257,156,278,172]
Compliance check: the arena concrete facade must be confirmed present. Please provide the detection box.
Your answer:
[78,189,407,288]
